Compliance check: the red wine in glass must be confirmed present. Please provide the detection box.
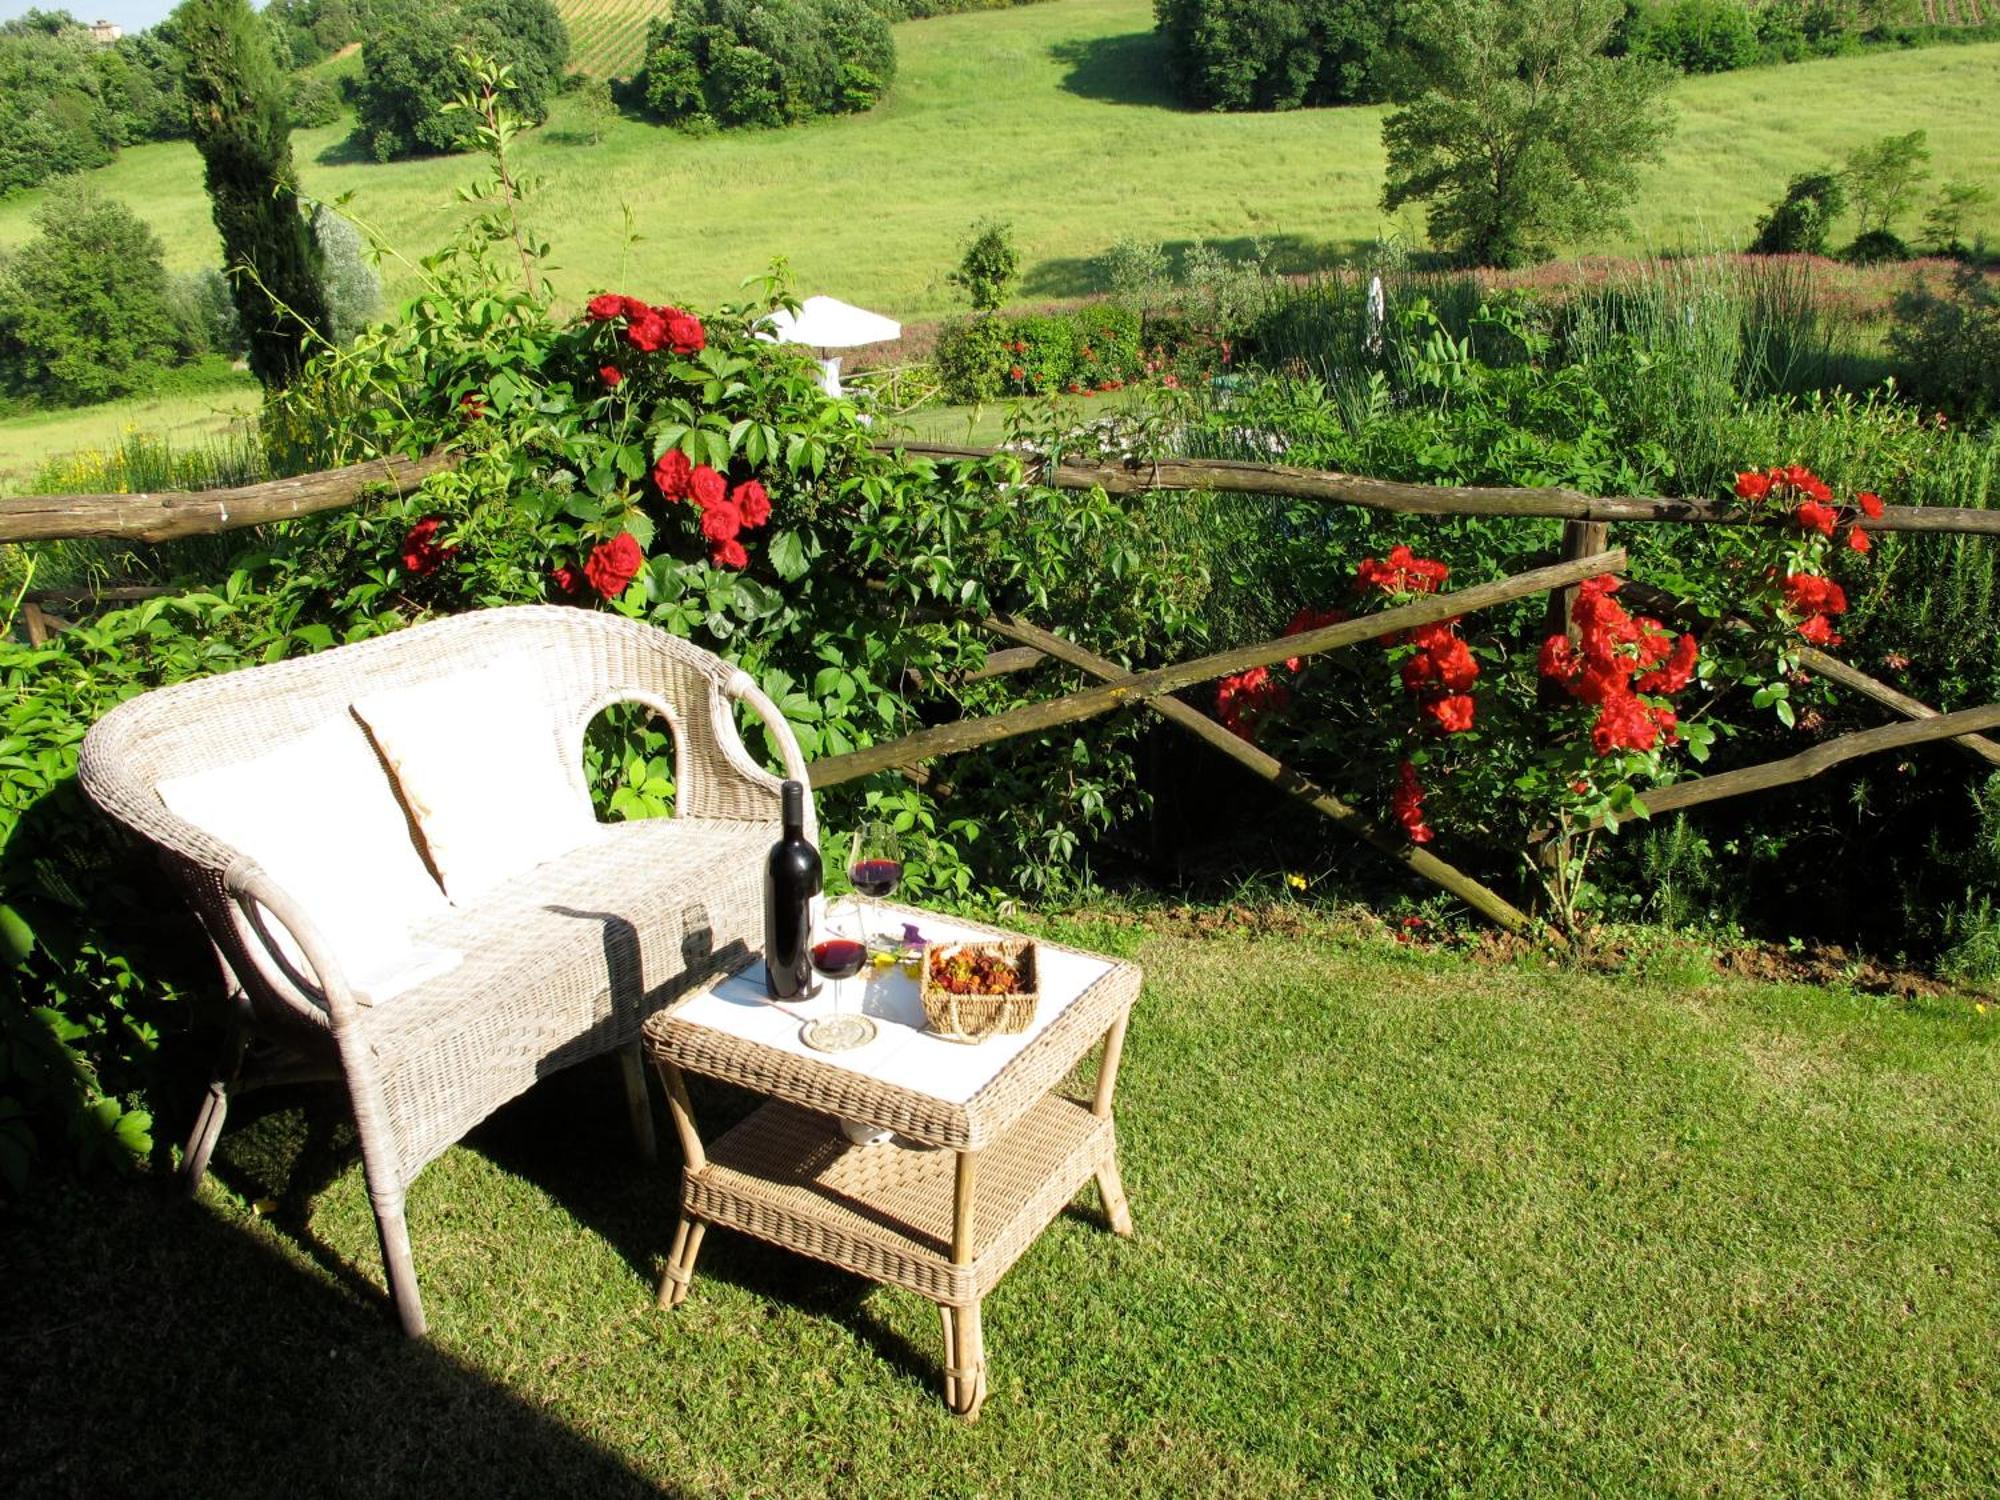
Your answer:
[848,859,903,899]
[801,936,876,1052]
[809,938,868,981]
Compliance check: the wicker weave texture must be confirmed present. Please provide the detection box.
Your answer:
[687,1097,1113,1304]
[75,605,812,1335]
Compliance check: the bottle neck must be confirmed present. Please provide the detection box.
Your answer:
[781,780,806,840]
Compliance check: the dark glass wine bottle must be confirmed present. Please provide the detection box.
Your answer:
[764,780,820,1000]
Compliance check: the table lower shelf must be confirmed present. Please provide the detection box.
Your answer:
[684,1093,1115,1305]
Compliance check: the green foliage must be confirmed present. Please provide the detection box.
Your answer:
[1842,127,1931,236]
[1748,169,1847,255]
[1380,0,1675,268]
[933,301,1153,402]
[0,14,187,197]
[352,0,567,159]
[637,0,895,132]
[312,205,381,344]
[573,74,617,143]
[1152,0,1407,110]
[176,0,334,390]
[1888,263,2000,419]
[0,187,197,406]
[946,218,1018,314]
[1920,179,1991,257]
[286,70,342,128]
[1630,0,1759,72]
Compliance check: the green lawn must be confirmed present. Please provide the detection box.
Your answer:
[6,919,1995,1495]
[0,379,261,496]
[0,3,1994,320]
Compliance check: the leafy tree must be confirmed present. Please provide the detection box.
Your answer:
[1629,0,1757,73]
[1153,0,1410,111]
[175,0,333,389]
[638,0,893,132]
[352,0,567,159]
[1843,129,1930,238]
[1889,264,2000,419]
[0,188,192,404]
[1747,170,1845,256]
[313,204,382,342]
[947,219,1019,312]
[1380,0,1673,268]
[1920,180,1991,259]
[574,75,617,144]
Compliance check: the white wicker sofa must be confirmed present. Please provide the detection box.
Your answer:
[78,605,813,1337]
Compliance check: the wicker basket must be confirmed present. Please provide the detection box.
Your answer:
[920,939,1039,1042]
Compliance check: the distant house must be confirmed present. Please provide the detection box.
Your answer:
[89,19,123,44]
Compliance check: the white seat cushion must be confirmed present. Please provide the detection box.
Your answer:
[156,716,455,1005]
[351,662,603,905]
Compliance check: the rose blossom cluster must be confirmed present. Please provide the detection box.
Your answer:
[585,293,705,358]
[652,449,772,570]
[1733,464,1882,556]
[398,516,458,578]
[1782,572,1849,647]
[1215,605,1346,740]
[1538,576,1699,757]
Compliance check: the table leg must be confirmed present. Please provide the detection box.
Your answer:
[652,1058,709,1309]
[944,1151,988,1419]
[657,1217,706,1309]
[1091,1011,1135,1237]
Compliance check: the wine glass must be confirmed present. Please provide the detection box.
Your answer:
[800,928,877,1053]
[848,820,903,952]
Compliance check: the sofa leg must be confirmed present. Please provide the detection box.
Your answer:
[182,1026,247,1195]
[375,1205,428,1339]
[620,1041,658,1164]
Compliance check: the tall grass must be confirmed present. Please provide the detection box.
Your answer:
[1,429,268,598]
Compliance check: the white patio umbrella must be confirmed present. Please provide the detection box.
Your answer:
[760,296,901,398]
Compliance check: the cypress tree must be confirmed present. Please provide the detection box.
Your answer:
[174,0,332,389]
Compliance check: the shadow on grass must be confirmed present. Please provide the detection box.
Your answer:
[0,1165,670,1498]
[1049,32,1181,109]
[313,130,379,167]
[1019,231,1377,298]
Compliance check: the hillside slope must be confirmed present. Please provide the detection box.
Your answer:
[561,0,666,78]
[1,0,1993,320]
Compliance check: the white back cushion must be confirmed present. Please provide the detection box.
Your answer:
[157,715,455,1005]
[350,662,603,905]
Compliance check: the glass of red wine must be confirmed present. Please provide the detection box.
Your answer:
[848,819,903,953]
[800,931,876,1052]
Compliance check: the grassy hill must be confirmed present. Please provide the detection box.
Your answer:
[561,0,665,78]
[0,0,1994,324]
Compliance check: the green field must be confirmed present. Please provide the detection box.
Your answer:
[561,0,666,79]
[0,2,1994,322]
[0,380,260,496]
[5,919,1995,1494]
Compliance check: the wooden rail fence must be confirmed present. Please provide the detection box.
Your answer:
[9,441,1998,935]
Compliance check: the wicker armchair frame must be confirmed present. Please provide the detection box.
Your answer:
[78,605,813,1337]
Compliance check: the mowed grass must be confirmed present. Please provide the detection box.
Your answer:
[0,378,260,496]
[561,0,667,79]
[0,0,1994,320]
[4,921,1995,1496]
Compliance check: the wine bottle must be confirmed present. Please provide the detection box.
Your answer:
[764,780,821,1000]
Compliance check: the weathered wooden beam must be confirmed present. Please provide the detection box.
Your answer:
[1619,578,2000,769]
[0,451,454,544]
[1634,702,2000,819]
[979,612,1543,937]
[884,442,2000,538]
[809,549,1626,788]
[961,646,1048,682]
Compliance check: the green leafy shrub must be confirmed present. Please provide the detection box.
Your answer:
[0,15,187,196]
[352,0,567,158]
[637,0,894,132]
[1888,264,2000,420]
[1153,0,1407,111]
[1631,0,1758,72]
[934,303,1153,401]
[933,314,1013,402]
[947,219,1019,314]
[1748,170,1847,255]
[1842,227,1910,264]
[287,69,342,127]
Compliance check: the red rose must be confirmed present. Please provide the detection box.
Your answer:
[711,537,749,570]
[399,516,456,577]
[1634,632,1698,696]
[1423,694,1476,734]
[1796,613,1840,647]
[1009,365,1026,382]
[549,564,581,595]
[661,308,705,355]
[653,449,693,500]
[1856,490,1885,519]
[1391,759,1433,844]
[1794,501,1836,538]
[689,464,727,510]
[586,293,626,321]
[1734,471,1772,502]
[625,311,669,352]
[600,365,623,387]
[732,479,771,528]
[458,393,486,420]
[584,532,644,598]
[1845,526,1871,554]
[699,500,742,543]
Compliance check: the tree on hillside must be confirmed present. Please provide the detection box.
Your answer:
[1748,170,1846,256]
[1380,0,1674,268]
[352,0,567,160]
[0,187,194,404]
[1844,130,1931,238]
[175,0,333,389]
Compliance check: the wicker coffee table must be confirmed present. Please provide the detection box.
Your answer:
[640,905,1141,1420]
